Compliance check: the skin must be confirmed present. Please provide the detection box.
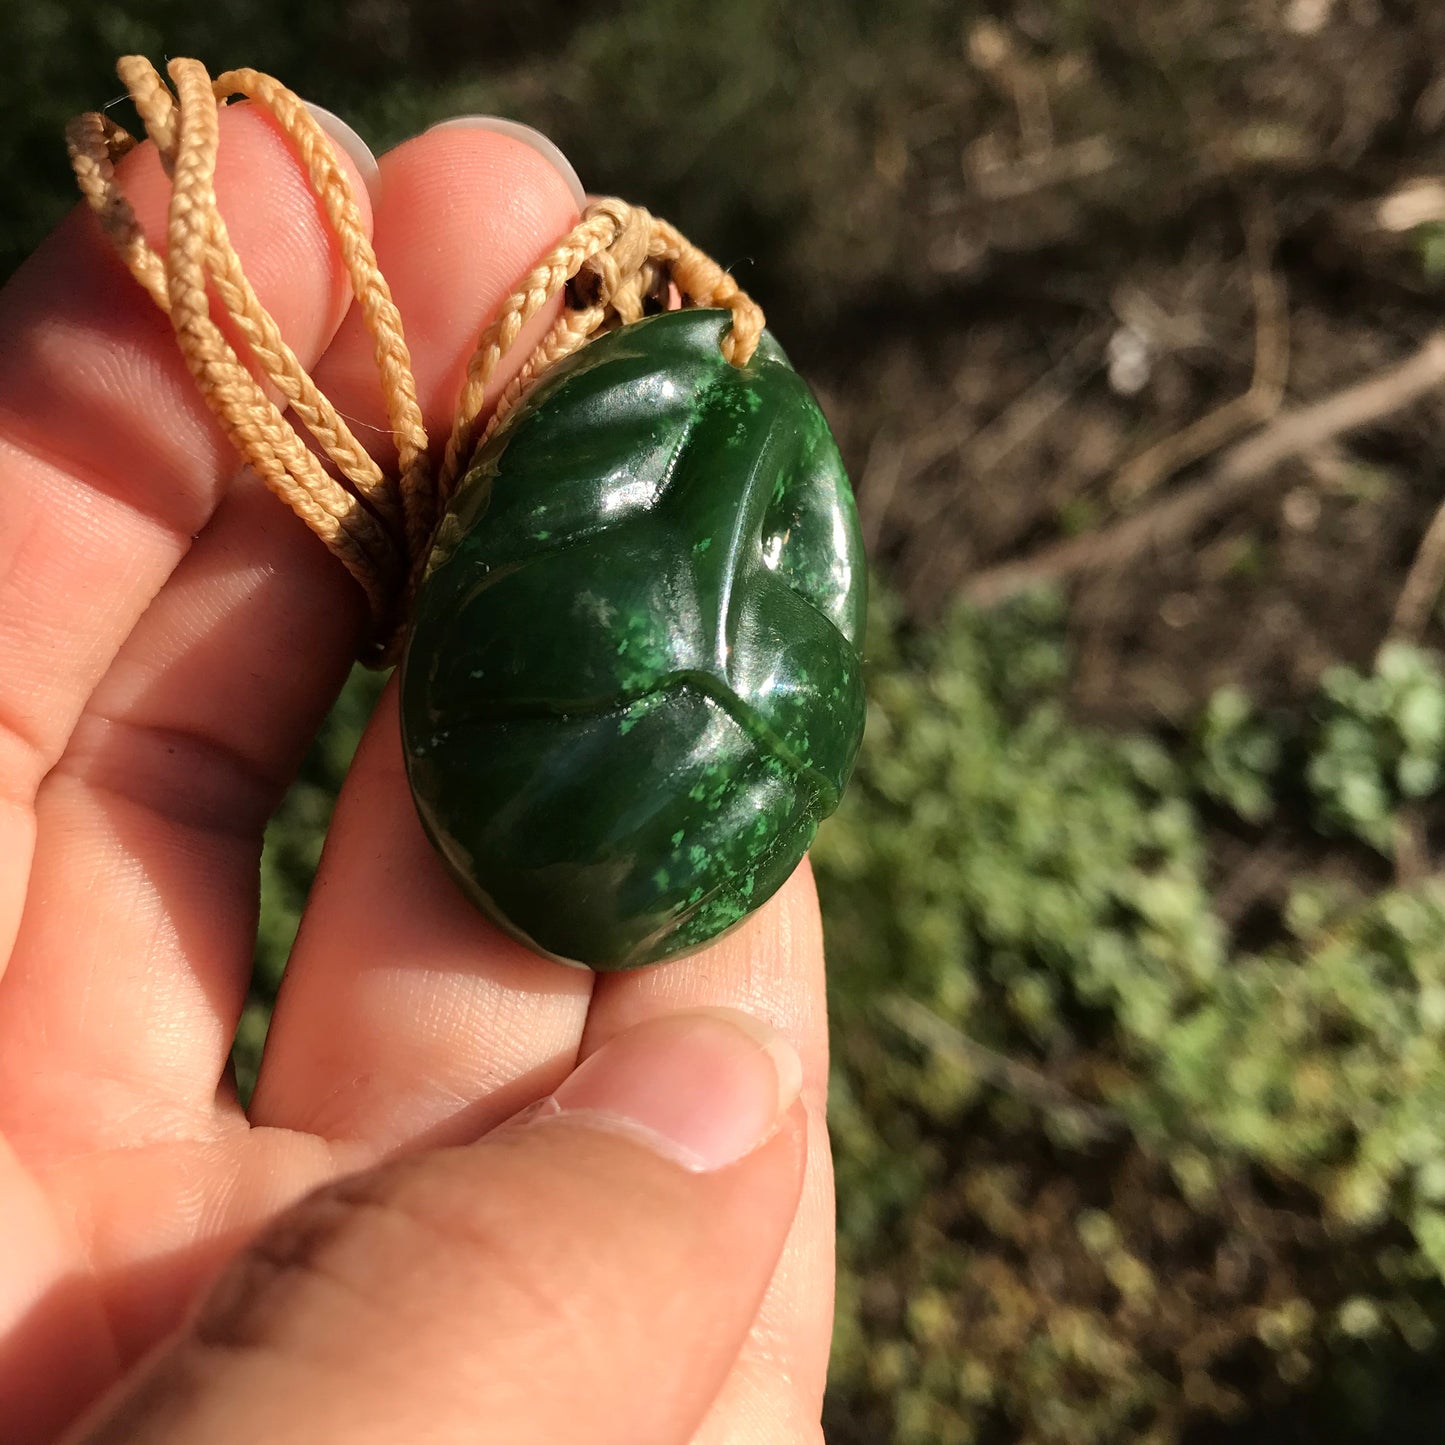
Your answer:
[0,102,833,1443]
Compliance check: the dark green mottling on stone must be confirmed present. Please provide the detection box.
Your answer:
[400,308,867,969]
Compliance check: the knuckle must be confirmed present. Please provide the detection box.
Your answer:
[189,1149,596,1366]
[190,1178,379,1355]
[375,1149,595,1341]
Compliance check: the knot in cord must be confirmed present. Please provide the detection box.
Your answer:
[573,197,661,324]
[67,56,765,666]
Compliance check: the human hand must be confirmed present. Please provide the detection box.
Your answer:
[0,101,832,1443]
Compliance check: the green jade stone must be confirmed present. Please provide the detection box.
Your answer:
[400,308,866,970]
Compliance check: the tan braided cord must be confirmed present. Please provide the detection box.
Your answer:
[66,56,765,664]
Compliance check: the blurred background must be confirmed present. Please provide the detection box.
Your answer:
[9,1,1445,1440]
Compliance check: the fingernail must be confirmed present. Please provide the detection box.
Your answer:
[527,1010,803,1171]
[303,101,381,199]
[428,115,586,211]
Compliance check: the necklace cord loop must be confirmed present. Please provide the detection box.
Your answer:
[66,56,764,665]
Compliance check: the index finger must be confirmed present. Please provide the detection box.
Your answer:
[0,100,370,964]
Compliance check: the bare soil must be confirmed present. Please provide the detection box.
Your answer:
[792,3,1445,730]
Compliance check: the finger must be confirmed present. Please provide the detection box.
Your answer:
[0,122,583,1133]
[0,101,367,968]
[307,116,587,466]
[584,864,835,1444]
[249,682,592,1147]
[249,123,592,1147]
[0,1136,117,1445]
[69,1013,806,1445]
[0,101,375,1136]
[0,475,366,1142]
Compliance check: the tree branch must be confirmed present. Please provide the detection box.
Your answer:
[965,330,1445,608]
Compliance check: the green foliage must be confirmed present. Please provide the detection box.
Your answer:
[1151,883,1445,1236]
[816,597,1445,1445]
[1308,644,1445,852]
[819,588,1222,1061]
[1414,223,1445,286]
[1193,685,1282,824]
[1188,645,1445,854]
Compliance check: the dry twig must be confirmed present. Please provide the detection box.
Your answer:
[1110,197,1290,505]
[1393,807,1430,886]
[966,330,1445,608]
[858,428,906,554]
[1389,468,1445,645]
[881,995,1126,1143]
[912,329,1098,530]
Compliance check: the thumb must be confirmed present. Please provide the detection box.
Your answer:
[68,1011,807,1445]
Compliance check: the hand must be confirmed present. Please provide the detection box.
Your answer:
[0,102,833,1443]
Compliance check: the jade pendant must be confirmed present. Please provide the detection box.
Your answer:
[400,308,866,969]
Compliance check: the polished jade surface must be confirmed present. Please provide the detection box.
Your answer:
[400,308,866,969]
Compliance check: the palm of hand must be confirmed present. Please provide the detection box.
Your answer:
[0,106,831,1443]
